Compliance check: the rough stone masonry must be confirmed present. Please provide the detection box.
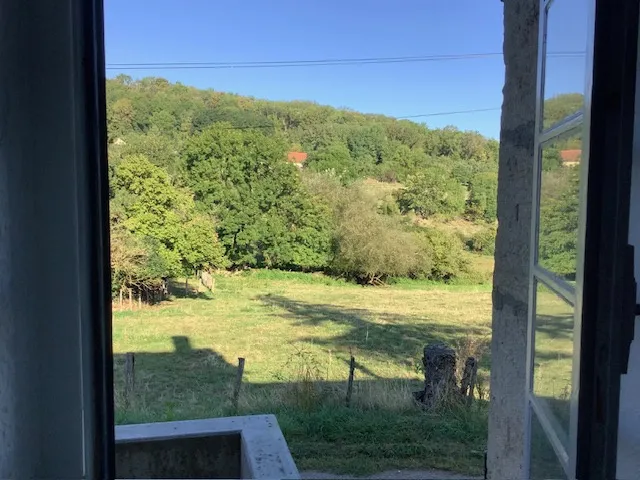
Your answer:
[486,0,538,478]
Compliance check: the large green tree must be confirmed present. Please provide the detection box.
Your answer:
[110,154,226,292]
[182,124,332,270]
[397,166,467,219]
[466,170,498,221]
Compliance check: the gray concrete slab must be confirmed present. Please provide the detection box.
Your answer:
[115,415,299,479]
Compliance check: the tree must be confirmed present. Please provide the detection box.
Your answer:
[110,131,181,177]
[543,94,584,129]
[107,98,135,142]
[397,166,467,219]
[305,143,355,183]
[542,146,563,171]
[182,124,332,270]
[538,168,580,279]
[466,171,498,221]
[149,110,177,137]
[179,214,228,273]
[417,228,471,281]
[110,154,227,292]
[377,143,429,182]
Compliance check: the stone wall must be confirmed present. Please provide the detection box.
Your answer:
[487,0,539,478]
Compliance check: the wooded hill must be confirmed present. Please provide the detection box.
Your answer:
[107,75,581,296]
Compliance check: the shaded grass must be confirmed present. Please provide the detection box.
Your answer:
[113,271,494,475]
[279,405,488,475]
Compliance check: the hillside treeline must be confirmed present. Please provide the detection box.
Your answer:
[107,75,580,295]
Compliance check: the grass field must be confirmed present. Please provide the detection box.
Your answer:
[112,266,574,476]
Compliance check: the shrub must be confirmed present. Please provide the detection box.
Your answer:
[418,228,471,281]
[378,194,400,216]
[330,196,431,284]
[378,169,398,183]
[465,226,497,256]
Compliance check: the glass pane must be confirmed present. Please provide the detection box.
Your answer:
[533,281,574,449]
[538,128,582,280]
[530,409,567,479]
[542,0,590,130]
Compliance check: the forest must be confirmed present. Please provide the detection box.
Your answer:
[107,75,580,298]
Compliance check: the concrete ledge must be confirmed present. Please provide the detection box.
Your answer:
[115,414,299,479]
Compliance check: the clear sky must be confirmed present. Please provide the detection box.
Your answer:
[104,0,588,140]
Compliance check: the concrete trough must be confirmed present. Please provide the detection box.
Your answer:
[115,414,299,479]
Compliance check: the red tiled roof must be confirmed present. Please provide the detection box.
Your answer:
[287,151,308,164]
[560,149,581,163]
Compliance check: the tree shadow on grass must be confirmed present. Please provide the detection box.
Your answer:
[113,335,238,423]
[167,279,214,301]
[113,335,489,477]
[257,294,491,371]
[535,313,574,341]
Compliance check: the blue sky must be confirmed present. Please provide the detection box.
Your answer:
[105,0,588,140]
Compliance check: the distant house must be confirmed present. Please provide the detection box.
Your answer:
[287,151,307,168]
[560,149,581,167]
[113,137,126,146]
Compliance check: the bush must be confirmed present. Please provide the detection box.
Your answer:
[303,172,475,284]
[331,202,430,284]
[465,226,497,256]
[378,194,400,216]
[378,169,399,183]
[417,228,471,282]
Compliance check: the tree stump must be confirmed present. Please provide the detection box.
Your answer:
[414,343,458,408]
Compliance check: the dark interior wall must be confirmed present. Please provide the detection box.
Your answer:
[0,0,111,477]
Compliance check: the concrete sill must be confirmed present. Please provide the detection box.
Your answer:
[115,414,299,479]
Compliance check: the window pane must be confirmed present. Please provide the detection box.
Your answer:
[542,0,590,130]
[530,409,567,479]
[533,281,574,450]
[538,128,582,280]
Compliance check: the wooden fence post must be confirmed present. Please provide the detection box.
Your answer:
[124,352,136,409]
[232,357,246,411]
[461,357,479,406]
[346,356,355,407]
[467,360,478,407]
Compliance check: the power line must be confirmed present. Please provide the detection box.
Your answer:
[108,53,503,69]
[108,53,498,66]
[106,51,584,70]
[216,106,501,130]
[397,107,501,119]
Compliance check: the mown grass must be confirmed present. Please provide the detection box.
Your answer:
[112,267,572,476]
[113,269,493,475]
